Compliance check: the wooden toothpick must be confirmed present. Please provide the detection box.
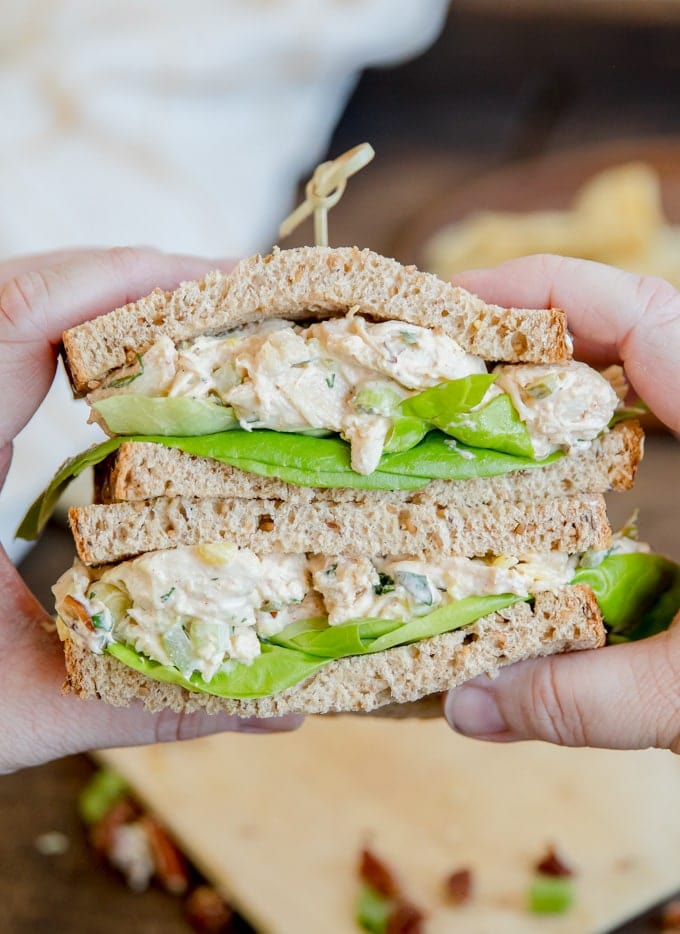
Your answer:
[278,142,375,247]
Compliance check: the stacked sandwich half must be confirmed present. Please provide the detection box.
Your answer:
[24,246,656,716]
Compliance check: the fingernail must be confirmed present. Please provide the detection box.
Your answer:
[444,685,506,737]
[236,714,305,734]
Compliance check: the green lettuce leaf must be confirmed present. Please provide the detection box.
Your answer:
[91,395,238,436]
[16,436,124,541]
[269,594,520,657]
[438,392,535,457]
[108,641,329,700]
[17,431,563,540]
[400,374,495,422]
[106,594,524,700]
[574,552,680,642]
[389,374,535,457]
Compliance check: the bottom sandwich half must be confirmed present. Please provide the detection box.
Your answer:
[54,490,612,716]
[59,585,603,717]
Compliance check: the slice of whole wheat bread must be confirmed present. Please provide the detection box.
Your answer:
[98,420,643,506]
[61,585,604,716]
[69,493,611,566]
[62,246,571,391]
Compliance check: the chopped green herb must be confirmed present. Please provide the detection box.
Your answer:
[88,591,97,600]
[325,372,336,388]
[91,613,104,629]
[325,563,338,576]
[160,587,176,603]
[291,359,311,368]
[374,573,395,596]
[399,330,419,345]
[109,353,144,388]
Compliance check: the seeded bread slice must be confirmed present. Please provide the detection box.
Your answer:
[98,421,643,506]
[61,585,604,716]
[69,493,610,567]
[62,246,571,392]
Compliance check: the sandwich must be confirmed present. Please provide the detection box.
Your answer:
[20,246,679,717]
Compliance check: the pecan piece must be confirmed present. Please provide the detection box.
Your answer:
[387,899,425,934]
[661,899,680,930]
[535,845,574,878]
[141,815,190,895]
[359,847,399,898]
[184,885,233,933]
[62,594,95,630]
[444,867,473,905]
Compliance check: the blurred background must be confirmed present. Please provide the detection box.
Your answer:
[3,2,680,932]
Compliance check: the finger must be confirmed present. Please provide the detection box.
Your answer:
[0,246,227,289]
[443,631,680,751]
[0,247,231,445]
[0,248,106,287]
[8,685,304,773]
[0,553,302,774]
[453,255,680,433]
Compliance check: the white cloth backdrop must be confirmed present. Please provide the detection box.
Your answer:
[0,0,448,561]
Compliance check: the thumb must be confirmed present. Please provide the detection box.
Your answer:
[444,628,680,751]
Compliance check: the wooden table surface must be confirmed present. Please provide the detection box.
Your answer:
[3,9,680,933]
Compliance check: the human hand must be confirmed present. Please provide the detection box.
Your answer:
[0,248,302,774]
[444,254,680,752]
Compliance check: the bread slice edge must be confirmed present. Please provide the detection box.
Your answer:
[69,493,611,566]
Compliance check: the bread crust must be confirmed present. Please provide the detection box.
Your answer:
[99,421,643,505]
[69,494,611,567]
[61,585,604,716]
[62,246,571,391]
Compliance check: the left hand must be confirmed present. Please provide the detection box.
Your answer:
[0,247,302,775]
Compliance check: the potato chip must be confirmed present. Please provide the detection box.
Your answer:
[423,161,679,289]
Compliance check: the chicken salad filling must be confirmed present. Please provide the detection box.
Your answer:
[90,316,621,474]
[53,537,647,683]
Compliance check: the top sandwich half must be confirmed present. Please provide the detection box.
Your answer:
[58,245,636,486]
[63,245,571,391]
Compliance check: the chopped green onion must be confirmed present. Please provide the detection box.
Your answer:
[356,884,392,934]
[395,571,434,606]
[78,768,129,825]
[525,380,555,400]
[528,874,574,914]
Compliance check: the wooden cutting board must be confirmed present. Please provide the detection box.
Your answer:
[100,718,680,933]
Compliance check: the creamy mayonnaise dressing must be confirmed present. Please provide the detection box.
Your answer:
[54,543,583,679]
[493,361,619,458]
